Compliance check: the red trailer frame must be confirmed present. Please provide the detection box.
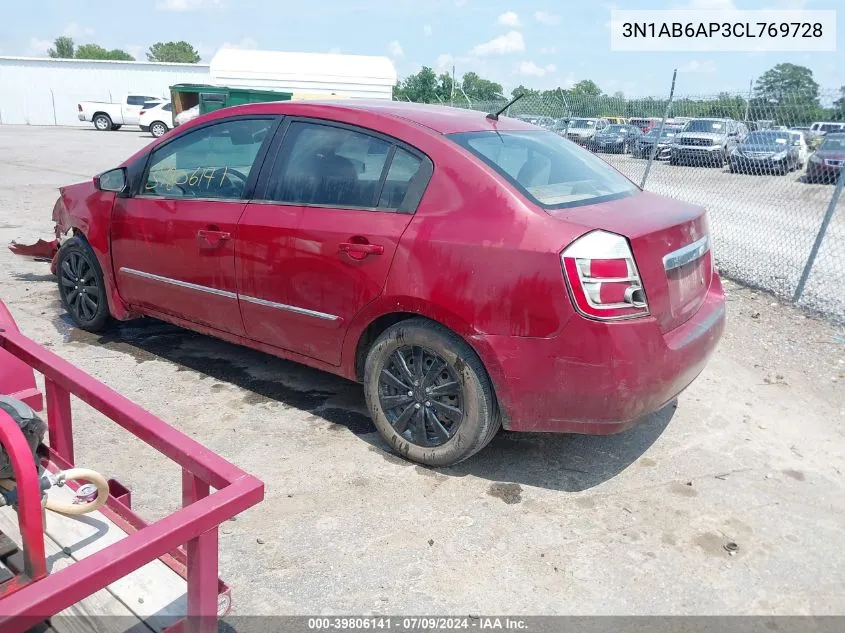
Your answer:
[0,302,264,633]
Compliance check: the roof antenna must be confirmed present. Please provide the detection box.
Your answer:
[487,92,525,121]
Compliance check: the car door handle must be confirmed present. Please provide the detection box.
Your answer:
[339,242,384,256]
[197,229,231,248]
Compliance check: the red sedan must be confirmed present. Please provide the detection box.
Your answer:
[48,100,725,466]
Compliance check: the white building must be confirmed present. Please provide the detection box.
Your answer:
[0,57,209,126]
[209,49,397,100]
[0,50,397,127]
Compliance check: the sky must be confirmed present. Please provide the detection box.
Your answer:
[0,0,841,98]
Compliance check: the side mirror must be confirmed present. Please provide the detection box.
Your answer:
[94,167,127,193]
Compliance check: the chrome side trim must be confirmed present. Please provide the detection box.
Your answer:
[663,235,710,272]
[119,267,237,299]
[120,267,340,322]
[239,295,340,322]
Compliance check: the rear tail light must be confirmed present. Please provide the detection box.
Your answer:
[561,230,649,321]
[77,104,82,112]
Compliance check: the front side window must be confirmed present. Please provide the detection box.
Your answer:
[142,118,273,199]
[450,130,638,209]
[267,122,393,208]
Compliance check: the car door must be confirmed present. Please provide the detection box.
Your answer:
[237,119,433,365]
[111,116,278,335]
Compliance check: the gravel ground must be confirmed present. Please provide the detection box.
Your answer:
[1,126,844,617]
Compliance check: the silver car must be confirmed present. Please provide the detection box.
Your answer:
[670,118,748,167]
[565,118,609,145]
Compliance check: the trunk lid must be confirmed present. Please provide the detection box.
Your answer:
[549,191,712,333]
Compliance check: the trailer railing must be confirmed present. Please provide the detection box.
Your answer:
[0,303,264,633]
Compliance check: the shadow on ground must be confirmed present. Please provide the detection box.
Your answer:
[64,316,673,492]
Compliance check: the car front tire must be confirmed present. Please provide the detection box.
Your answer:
[363,319,500,467]
[57,237,111,332]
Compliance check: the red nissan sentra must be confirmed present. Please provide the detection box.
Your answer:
[47,100,725,466]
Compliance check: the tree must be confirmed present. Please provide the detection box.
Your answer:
[435,73,454,103]
[147,41,201,63]
[833,86,845,121]
[570,80,603,97]
[401,66,438,103]
[751,63,821,125]
[47,36,75,59]
[511,85,540,99]
[461,72,503,101]
[75,44,134,61]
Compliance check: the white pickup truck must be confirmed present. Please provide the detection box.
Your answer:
[77,93,166,131]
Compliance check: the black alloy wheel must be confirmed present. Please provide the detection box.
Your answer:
[57,237,110,332]
[378,345,464,447]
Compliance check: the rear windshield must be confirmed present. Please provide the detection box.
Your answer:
[449,130,638,209]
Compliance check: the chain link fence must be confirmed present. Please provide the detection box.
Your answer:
[436,88,845,322]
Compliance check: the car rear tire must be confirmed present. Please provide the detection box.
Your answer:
[363,319,500,467]
[150,121,168,138]
[57,237,110,333]
[93,114,112,131]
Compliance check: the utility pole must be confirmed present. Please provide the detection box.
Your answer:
[743,77,753,123]
[451,65,456,105]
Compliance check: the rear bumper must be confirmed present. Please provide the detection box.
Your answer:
[474,275,725,434]
[77,113,85,121]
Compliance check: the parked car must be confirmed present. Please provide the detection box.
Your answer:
[603,116,627,125]
[670,118,747,167]
[728,130,802,174]
[808,121,845,139]
[77,94,165,131]
[633,125,683,159]
[565,117,609,145]
[589,124,642,153]
[629,117,661,133]
[48,101,724,467]
[805,133,845,183]
[138,102,173,138]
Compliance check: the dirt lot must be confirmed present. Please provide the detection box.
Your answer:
[1,126,845,616]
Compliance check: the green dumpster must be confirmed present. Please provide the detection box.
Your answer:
[169,84,293,123]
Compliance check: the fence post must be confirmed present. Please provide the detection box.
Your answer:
[640,68,678,189]
[793,168,845,302]
[556,88,573,138]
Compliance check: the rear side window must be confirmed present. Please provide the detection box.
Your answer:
[163,103,173,112]
[266,121,430,212]
[450,130,638,209]
[142,118,273,199]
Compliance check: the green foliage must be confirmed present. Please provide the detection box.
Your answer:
[75,43,134,61]
[48,36,75,59]
[395,63,838,126]
[146,41,201,63]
